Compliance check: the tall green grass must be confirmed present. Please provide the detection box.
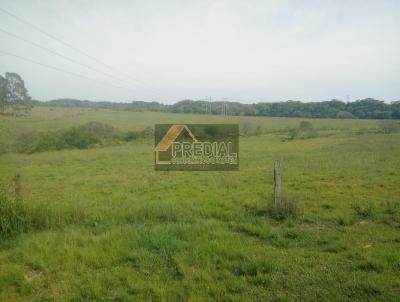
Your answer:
[0,192,28,239]
[0,191,90,239]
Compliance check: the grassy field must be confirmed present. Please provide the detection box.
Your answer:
[0,107,399,301]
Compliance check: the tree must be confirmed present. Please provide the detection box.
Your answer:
[0,75,8,113]
[391,101,400,119]
[4,72,32,114]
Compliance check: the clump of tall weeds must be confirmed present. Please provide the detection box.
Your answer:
[269,194,301,220]
[0,189,89,240]
[0,191,29,239]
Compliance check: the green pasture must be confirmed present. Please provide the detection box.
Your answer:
[0,107,399,301]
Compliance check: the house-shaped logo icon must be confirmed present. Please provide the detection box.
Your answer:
[154,123,239,171]
[154,124,197,164]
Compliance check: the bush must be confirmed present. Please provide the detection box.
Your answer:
[15,132,39,153]
[36,131,66,151]
[60,121,122,149]
[285,121,317,140]
[286,128,299,140]
[61,127,100,149]
[299,121,313,131]
[123,131,140,141]
[240,122,263,137]
[77,121,121,140]
[15,122,122,153]
[299,121,317,138]
[14,122,152,153]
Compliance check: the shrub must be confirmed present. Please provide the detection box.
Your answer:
[14,122,153,153]
[286,128,299,140]
[60,121,122,148]
[299,121,313,132]
[60,127,100,149]
[285,121,317,141]
[124,131,140,141]
[299,121,318,138]
[36,131,66,151]
[77,121,121,140]
[240,122,263,137]
[15,131,39,153]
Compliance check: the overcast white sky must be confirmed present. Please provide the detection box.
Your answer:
[0,0,399,103]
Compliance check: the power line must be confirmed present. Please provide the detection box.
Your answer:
[0,7,168,100]
[0,27,140,88]
[0,7,144,86]
[0,50,137,92]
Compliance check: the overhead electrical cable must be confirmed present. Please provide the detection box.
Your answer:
[0,7,148,87]
[0,27,140,88]
[0,50,137,92]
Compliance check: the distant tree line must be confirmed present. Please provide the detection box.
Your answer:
[0,72,32,114]
[36,98,400,119]
[33,98,165,112]
[1,72,398,119]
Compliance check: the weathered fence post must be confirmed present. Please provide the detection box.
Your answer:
[274,160,281,209]
[14,173,21,198]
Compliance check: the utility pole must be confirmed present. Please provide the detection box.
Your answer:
[222,98,229,116]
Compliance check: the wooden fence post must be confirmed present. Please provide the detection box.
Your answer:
[274,160,281,209]
[14,173,21,198]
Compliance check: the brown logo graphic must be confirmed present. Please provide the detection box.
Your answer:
[154,124,239,171]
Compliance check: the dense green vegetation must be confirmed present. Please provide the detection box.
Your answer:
[36,97,400,119]
[13,121,153,154]
[0,107,399,301]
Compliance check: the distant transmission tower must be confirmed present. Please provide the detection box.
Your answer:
[221,98,229,116]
